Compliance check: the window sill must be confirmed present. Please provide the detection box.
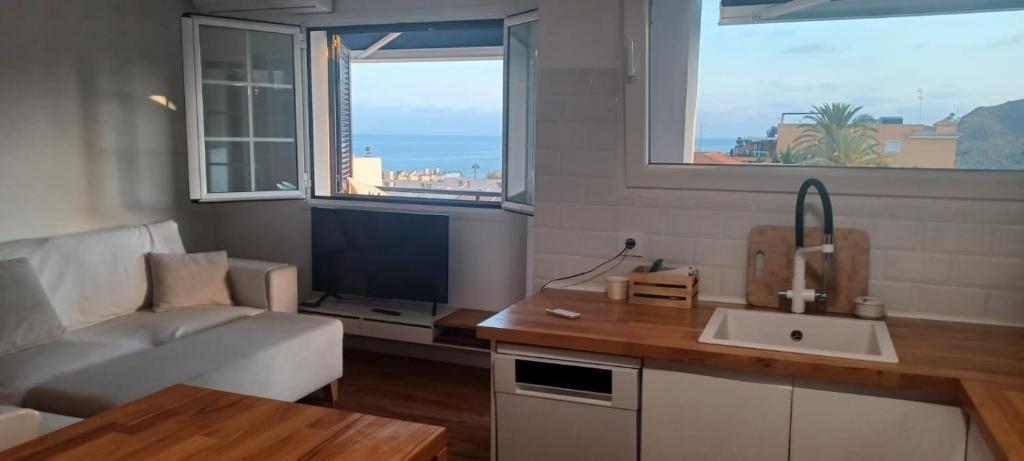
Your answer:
[308,195,516,221]
[625,162,1024,201]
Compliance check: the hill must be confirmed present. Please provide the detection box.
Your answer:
[956,98,1024,170]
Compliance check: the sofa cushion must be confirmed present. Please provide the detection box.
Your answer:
[148,252,232,311]
[0,336,149,406]
[23,313,344,418]
[0,258,65,356]
[0,221,186,329]
[67,306,263,346]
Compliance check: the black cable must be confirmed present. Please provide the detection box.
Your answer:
[540,245,631,290]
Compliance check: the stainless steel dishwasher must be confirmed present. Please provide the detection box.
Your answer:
[493,343,641,461]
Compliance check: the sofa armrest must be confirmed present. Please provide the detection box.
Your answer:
[227,258,298,313]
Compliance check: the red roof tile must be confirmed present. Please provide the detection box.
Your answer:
[694,151,743,165]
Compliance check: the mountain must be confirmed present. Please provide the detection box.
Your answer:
[956,98,1024,170]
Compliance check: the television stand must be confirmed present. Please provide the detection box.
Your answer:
[300,298,493,352]
[299,292,342,308]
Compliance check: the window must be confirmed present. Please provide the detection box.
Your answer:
[309,16,537,211]
[650,0,1024,170]
[624,0,1024,198]
[182,16,305,202]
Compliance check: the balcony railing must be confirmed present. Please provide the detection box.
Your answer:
[377,185,502,201]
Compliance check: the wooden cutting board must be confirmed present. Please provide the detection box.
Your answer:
[746,225,870,314]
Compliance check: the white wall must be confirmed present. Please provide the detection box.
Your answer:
[531,0,1024,326]
[0,0,214,248]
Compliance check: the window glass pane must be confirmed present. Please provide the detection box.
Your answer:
[193,22,300,196]
[649,0,1024,171]
[199,26,247,82]
[252,87,296,138]
[254,142,299,191]
[505,19,537,207]
[202,84,250,138]
[206,141,250,192]
[250,31,294,85]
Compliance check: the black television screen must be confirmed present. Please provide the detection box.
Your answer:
[311,208,449,304]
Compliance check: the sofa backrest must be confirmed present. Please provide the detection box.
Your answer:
[0,221,185,330]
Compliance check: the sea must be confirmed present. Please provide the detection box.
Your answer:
[352,133,502,175]
[350,134,739,175]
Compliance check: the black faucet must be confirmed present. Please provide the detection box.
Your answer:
[781,178,835,309]
[795,178,834,256]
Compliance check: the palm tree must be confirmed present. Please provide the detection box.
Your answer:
[792,103,889,167]
[798,129,890,167]
[760,146,812,165]
[471,163,480,179]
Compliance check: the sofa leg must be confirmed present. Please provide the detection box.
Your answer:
[322,380,339,403]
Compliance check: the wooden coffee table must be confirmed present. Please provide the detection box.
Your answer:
[0,384,447,460]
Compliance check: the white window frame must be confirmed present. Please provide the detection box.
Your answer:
[885,140,902,154]
[502,10,539,216]
[306,23,511,208]
[182,15,307,202]
[623,0,1024,201]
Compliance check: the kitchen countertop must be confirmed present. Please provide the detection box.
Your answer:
[477,289,1024,461]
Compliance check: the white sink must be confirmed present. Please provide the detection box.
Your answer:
[698,308,898,363]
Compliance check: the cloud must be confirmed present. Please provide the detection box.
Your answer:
[782,43,839,54]
[990,32,1024,46]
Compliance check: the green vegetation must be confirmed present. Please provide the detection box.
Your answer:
[788,103,891,167]
[760,146,811,165]
[956,98,1024,170]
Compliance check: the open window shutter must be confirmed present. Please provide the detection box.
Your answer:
[501,11,539,215]
[328,33,353,195]
[182,15,306,202]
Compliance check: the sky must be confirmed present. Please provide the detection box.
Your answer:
[351,60,503,137]
[349,3,1024,139]
[695,0,1024,138]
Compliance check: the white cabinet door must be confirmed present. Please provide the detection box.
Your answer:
[641,361,792,461]
[966,418,999,461]
[790,386,967,461]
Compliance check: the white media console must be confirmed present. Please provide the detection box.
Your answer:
[300,297,491,350]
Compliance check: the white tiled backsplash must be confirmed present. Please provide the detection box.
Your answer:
[532,68,1024,326]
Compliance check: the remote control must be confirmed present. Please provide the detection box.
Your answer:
[371,308,402,316]
[545,308,582,319]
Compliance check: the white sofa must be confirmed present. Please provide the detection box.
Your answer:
[0,221,344,423]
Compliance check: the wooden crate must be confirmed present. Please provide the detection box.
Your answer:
[627,266,698,308]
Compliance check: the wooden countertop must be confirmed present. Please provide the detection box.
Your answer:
[477,290,1024,461]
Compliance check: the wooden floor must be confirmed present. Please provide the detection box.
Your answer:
[304,349,491,461]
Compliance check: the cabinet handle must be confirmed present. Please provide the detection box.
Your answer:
[626,39,638,82]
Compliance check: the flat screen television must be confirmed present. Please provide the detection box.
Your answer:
[310,207,449,305]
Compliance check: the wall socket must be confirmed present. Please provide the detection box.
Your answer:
[618,231,646,257]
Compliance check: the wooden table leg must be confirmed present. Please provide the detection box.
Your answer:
[433,447,448,461]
